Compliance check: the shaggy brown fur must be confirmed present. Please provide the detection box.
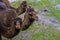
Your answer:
[0,2,38,40]
[0,2,21,40]
[0,2,24,40]
[0,0,27,15]
[21,6,38,31]
[0,17,22,39]
[17,1,27,15]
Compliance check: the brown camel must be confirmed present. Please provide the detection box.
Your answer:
[21,6,38,31]
[0,2,19,40]
[0,4,38,40]
[0,0,27,15]
[0,3,38,40]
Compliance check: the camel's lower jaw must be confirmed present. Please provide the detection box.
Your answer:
[36,14,40,21]
[35,16,39,21]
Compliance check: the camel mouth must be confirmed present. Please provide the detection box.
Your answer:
[35,15,38,21]
[33,14,39,21]
[16,24,20,29]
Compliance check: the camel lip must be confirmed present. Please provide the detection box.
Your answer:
[16,26,20,29]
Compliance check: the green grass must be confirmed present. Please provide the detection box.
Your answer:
[22,23,60,40]
[31,24,60,40]
[11,1,21,8]
[45,6,60,21]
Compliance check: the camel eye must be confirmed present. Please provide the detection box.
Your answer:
[29,12,33,16]
[16,21,20,25]
[29,14,32,16]
[27,8,33,12]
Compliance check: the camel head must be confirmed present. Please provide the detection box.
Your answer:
[26,6,38,21]
[21,1,27,9]
[14,17,22,29]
